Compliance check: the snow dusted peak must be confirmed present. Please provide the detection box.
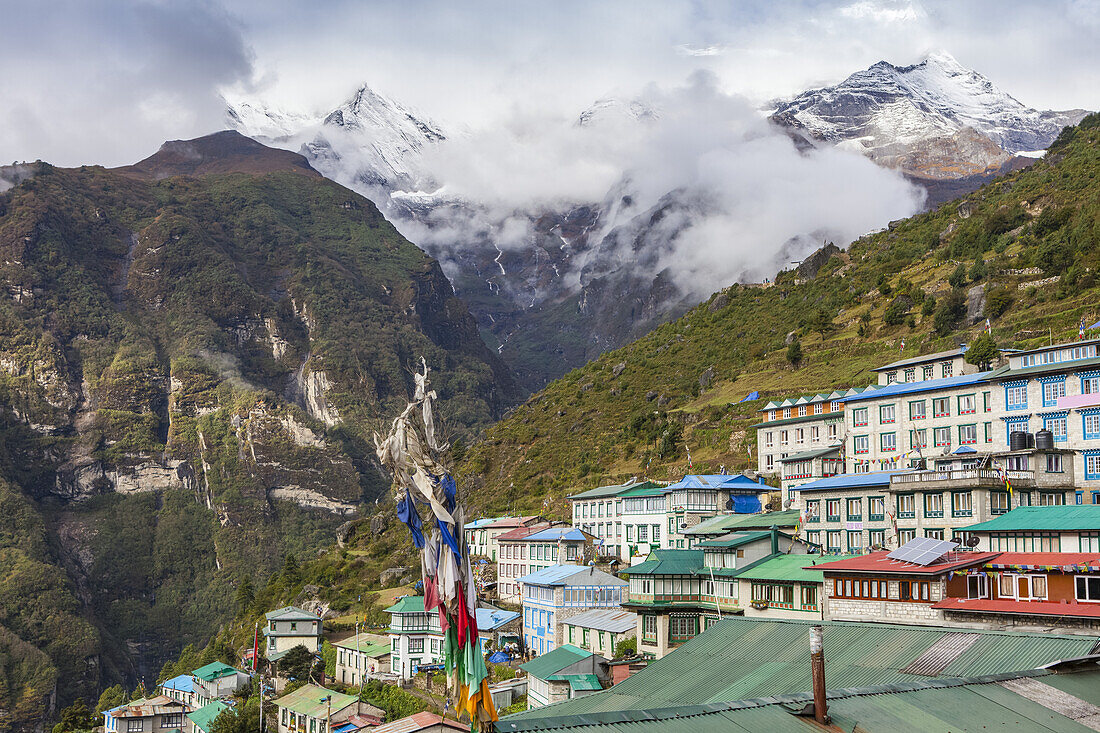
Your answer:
[324,83,446,142]
[224,98,322,141]
[577,97,660,127]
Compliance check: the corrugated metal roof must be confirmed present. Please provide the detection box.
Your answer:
[186,701,230,733]
[264,605,318,621]
[333,634,390,656]
[496,667,1100,733]
[790,470,910,493]
[840,369,1005,403]
[477,607,521,630]
[665,475,770,491]
[695,531,773,549]
[525,527,589,542]
[109,696,188,719]
[372,712,467,733]
[272,684,360,718]
[732,554,856,583]
[517,565,627,587]
[520,644,594,679]
[464,517,503,529]
[933,597,1100,619]
[501,617,1100,723]
[384,595,425,614]
[563,609,637,634]
[874,348,964,372]
[778,445,842,463]
[161,674,193,693]
[191,662,242,682]
[809,550,998,576]
[621,549,703,576]
[684,511,800,536]
[570,481,661,500]
[963,505,1100,532]
[998,354,1100,380]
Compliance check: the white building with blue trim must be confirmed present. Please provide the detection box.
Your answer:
[517,565,627,656]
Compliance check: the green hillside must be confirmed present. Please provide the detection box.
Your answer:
[0,132,516,728]
[456,114,1100,519]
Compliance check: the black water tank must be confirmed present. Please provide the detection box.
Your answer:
[1035,429,1054,450]
[1009,431,1029,451]
[1027,432,1036,449]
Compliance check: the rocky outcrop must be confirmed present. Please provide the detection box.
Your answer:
[107,461,195,495]
[267,486,357,514]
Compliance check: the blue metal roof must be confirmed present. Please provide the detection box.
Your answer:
[464,517,502,529]
[664,474,771,492]
[516,564,626,587]
[838,371,995,403]
[476,608,521,631]
[791,471,910,493]
[161,674,194,693]
[951,445,978,454]
[525,527,588,542]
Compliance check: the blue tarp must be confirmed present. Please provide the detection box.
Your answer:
[487,651,510,664]
[738,391,761,402]
[732,495,762,513]
[1089,320,1100,330]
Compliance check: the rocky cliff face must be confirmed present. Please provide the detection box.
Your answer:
[0,133,517,725]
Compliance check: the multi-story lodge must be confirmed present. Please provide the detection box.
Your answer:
[755,387,871,481]
[191,663,249,708]
[384,595,445,679]
[571,480,659,559]
[464,516,542,561]
[497,523,596,603]
[264,606,323,663]
[333,633,391,686]
[561,609,636,658]
[518,565,627,657]
[962,504,1100,552]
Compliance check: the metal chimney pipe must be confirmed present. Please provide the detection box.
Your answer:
[810,625,827,724]
[770,525,779,555]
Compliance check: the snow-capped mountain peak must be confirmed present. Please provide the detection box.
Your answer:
[577,97,660,127]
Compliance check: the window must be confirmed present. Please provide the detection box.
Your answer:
[784,407,792,419]
[799,405,808,417]
[958,394,976,415]
[984,422,993,443]
[801,585,818,609]
[852,407,868,427]
[983,391,991,412]
[869,496,885,521]
[941,361,953,378]
[796,428,805,444]
[925,528,945,540]
[887,371,897,384]
[1039,492,1065,506]
[1042,379,1066,407]
[991,491,1010,515]
[868,529,886,548]
[769,410,777,420]
[904,367,916,383]
[899,580,931,602]
[898,528,916,544]
[828,422,839,439]
[669,616,698,641]
[833,577,888,599]
[910,429,927,450]
[847,531,864,552]
[161,716,182,729]
[642,615,657,641]
[780,430,789,446]
[806,500,820,523]
[924,493,944,518]
[923,365,934,380]
[1047,454,1064,473]
[952,491,973,517]
[625,525,634,542]
[847,498,862,520]
[909,401,926,420]
[967,574,989,599]
[831,401,842,411]
[128,722,143,733]
[1076,576,1100,602]
[1088,454,1100,481]
[814,403,823,415]
[637,525,648,542]
[933,427,951,448]
[897,493,915,519]
[811,425,820,441]
[765,454,774,471]
[880,404,896,423]
[933,397,950,417]
[1085,413,1100,440]
[959,424,977,445]
[854,435,869,454]
[826,530,841,553]
[1044,415,1068,442]
[1005,383,1028,410]
[806,530,821,546]
[881,432,897,452]
[826,499,841,521]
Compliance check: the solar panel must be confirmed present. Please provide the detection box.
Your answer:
[886,537,958,566]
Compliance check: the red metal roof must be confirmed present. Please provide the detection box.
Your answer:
[495,522,553,542]
[370,712,466,733]
[980,553,1100,570]
[808,551,999,576]
[933,597,1100,619]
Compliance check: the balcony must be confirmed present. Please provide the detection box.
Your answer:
[890,469,1035,490]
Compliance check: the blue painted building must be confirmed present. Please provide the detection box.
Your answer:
[518,564,627,656]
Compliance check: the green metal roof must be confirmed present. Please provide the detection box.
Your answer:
[273,684,358,718]
[730,554,857,583]
[996,355,1100,380]
[520,644,594,680]
[695,531,773,549]
[265,606,318,621]
[684,511,800,536]
[383,595,425,614]
[621,549,703,576]
[333,634,389,658]
[963,505,1100,533]
[570,481,661,500]
[191,662,240,682]
[186,701,229,733]
[749,412,845,429]
[503,617,1100,722]
[546,674,603,692]
[497,667,1100,733]
[619,484,671,498]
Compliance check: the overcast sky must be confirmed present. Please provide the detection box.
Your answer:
[1,0,1097,167]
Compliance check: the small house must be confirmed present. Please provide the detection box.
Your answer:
[519,644,609,709]
[333,633,391,686]
[160,674,195,708]
[265,606,323,662]
[185,701,230,733]
[191,662,249,708]
[272,684,383,733]
[385,595,445,679]
[561,608,636,657]
[104,696,189,733]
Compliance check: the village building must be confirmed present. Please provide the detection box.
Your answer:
[518,564,627,656]
[473,516,544,563]
[475,606,522,651]
[264,606,323,663]
[496,522,554,603]
[963,505,1100,552]
[190,662,249,708]
[463,517,503,558]
[333,633,391,687]
[571,480,661,559]
[384,596,445,679]
[683,509,801,544]
[933,552,1100,633]
[733,553,848,620]
[519,644,610,709]
[872,348,979,386]
[561,608,636,657]
[272,685,383,733]
[370,712,467,733]
[159,674,195,708]
[103,696,189,733]
[500,616,1100,725]
[755,388,869,481]
[185,701,229,733]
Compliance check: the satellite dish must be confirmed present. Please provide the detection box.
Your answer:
[679,523,688,530]
[782,499,792,509]
[966,536,980,548]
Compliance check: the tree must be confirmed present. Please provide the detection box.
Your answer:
[235,577,255,617]
[209,696,260,733]
[948,263,968,288]
[875,273,892,296]
[921,294,936,316]
[95,685,127,716]
[969,258,987,281]
[281,554,301,587]
[933,290,967,336]
[807,307,834,340]
[614,636,637,658]
[53,698,94,733]
[883,296,910,326]
[786,339,803,367]
[964,332,1000,369]
[984,285,1013,319]
[277,644,319,683]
